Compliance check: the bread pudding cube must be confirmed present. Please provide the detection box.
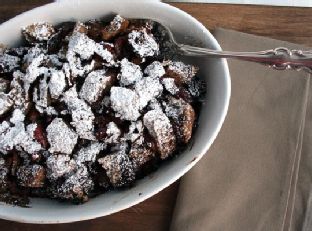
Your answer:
[46,154,76,180]
[0,93,14,116]
[129,144,155,172]
[166,61,198,84]
[128,29,159,58]
[74,142,105,166]
[22,22,55,42]
[144,61,165,78]
[161,77,180,95]
[46,118,78,155]
[0,78,10,93]
[52,166,94,202]
[110,87,141,121]
[48,70,67,100]
[98,151,135,187]
[118,58,143,86]
[0,15,203,206]
[16,164,46,188]
[164,97,195,144]
[143,109,176,159]
[134,76,163,109]
[0,157,9,192]
[102,15,129,41]
[0,53,20,73]
[79,69,115,104]
[62,86,96,140]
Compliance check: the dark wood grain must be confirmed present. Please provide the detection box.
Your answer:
[171,3,312,47]
[0,0,52,23]
[0,1,312,231]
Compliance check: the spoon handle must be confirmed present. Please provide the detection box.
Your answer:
[179,45,312,73]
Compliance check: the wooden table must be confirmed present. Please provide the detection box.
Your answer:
[0,1,312,230]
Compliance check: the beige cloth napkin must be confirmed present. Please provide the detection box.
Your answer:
[170,28,312,231]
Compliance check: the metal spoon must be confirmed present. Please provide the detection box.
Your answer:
[154,21,312,73]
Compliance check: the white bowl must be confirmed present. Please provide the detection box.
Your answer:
[0,0,230,223]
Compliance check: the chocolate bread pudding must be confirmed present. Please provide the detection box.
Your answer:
[0,15,205,206]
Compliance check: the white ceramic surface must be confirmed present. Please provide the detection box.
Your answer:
[0,0,231,223]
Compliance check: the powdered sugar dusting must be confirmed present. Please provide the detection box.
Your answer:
[11,71,27,109]
[23,53,47,93]
[163,97,195,143]
[161,78,179,95]
[68,32,95,59]
[16,164,45,188]
[143,109,176,159]
[0,93,13,116]
[148,98,163,111]
[46,118,78,155]
[124,121,144,145]
[0,121,9,136]
[128,29,159,58]
[48,54,63,67]
[118,58,142,86]
[79,69,113,104]
[49,70,67,99]
[33,74,49,113]
[109,15,125,32]
[134,77,163,109]
[110,87,140,121]
[66,50,95,78]
[62,63,74,86]
[0,79,9,93]
[62,86,96,140]
[0,15,201,205]
[10,108,25,124]
[46,154,76,180]
[129,145,155,171]
[144,61,165,78]
[55,166,93,200]
[32,72,58,115]
[0,110,42,155]
[75,142,105,166]
[98,151,135,187]
[67,31,115,67]
[0,53,20,73]
[167,61,198,83]
[0,157,8,187]
[22,22,55,42]
[105,122,121,144]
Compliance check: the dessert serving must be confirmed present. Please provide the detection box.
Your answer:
[0,15,205,206]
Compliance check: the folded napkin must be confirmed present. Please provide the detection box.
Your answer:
[170,28,312,231]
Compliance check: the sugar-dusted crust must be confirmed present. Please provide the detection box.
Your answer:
[0,15,202,205]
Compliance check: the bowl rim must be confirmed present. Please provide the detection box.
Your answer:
[0,0,231,223]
